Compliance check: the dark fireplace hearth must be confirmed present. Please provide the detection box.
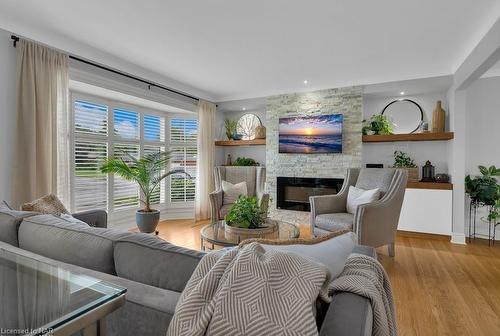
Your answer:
[276,176,344,212]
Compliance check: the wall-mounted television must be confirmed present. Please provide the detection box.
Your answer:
[279,114,343,154]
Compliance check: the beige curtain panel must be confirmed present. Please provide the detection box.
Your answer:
[195,100,216,220]
[12,40,70,209]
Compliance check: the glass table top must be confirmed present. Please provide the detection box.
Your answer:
[201,219,300,247]
[0,248,126,335]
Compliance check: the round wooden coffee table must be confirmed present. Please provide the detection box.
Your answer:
[200,219,300,251]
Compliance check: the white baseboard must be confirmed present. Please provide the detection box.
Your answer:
[451,232,466,245]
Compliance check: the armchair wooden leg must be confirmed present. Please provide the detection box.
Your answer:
[388,243,395,257]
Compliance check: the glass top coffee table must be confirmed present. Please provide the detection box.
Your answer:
[200,219,300,250]
[0,248,126,336]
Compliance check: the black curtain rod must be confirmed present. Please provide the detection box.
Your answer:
[10,35,201,103]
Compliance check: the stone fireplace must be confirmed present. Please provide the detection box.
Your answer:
[265,86,363,224]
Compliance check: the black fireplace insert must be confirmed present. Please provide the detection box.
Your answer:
[276,176,344,212]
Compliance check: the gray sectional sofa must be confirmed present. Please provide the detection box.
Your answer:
[0,207,374,336]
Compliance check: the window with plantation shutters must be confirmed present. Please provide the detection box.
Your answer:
[71,92,197,215]
[170,119,198,203]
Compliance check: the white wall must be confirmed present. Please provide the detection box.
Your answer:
[465,77,500,174]
[465,76,500,239]
[0,30,17,203]
[362,92,451,174]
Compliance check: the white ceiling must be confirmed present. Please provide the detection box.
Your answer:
[0,1,499,102]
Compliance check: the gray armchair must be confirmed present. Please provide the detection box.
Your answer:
[209,166,270,223]
[72,209,108,228]
[310,168,407,256]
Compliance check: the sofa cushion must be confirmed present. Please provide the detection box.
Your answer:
[114,233,205,292]
[355,168,396,197]
[0,201,38,246]
[260,232,357,279]
[18,214,133,274]
[315,213,354,232]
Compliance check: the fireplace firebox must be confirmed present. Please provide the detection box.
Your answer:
[276,176,344,212]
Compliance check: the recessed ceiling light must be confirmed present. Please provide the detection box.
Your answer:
[303,80,308,84]
[242,107,246,111]
[400,91,405,95]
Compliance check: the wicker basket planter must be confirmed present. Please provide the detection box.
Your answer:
[224,219,278,240]
[403,167,419,182]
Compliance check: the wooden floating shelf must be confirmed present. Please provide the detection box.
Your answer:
[406,182,453,190]
[362,132,454,143]
[215,139,266,146]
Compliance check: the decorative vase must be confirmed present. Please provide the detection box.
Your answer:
[136,209,160,233]
[432,101,445,133]
[254,125,266,139]
[232,133,243,140]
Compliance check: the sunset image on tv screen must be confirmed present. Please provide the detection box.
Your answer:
[279,114,343,154]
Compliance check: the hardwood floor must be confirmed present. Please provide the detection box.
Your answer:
[153,219,500,335]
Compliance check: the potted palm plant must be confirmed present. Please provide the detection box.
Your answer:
[100,151,191,233]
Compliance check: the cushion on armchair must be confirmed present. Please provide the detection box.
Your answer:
[315,213,354,232]
[346,186,380,214]
[222,181,247,204]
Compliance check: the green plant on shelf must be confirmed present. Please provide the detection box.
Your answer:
[362,114,394,135]
[224,119,238,140]
[393,151,417,168]
[233,157,259,166]
[225,196,267,229]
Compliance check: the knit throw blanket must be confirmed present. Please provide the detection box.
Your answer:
[330,253,397,336]
[167,243,396,336]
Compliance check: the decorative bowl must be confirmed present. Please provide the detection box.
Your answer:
[232,133,243,140]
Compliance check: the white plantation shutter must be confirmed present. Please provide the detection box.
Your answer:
[113,144,140,210]
[113,108,139,139]
[144,114,165,142]
[74,140,108,212]
[170,118,198,203]
[144,145,166,205]
[170,119,198,142]
[74,100,108,136]
[71,93,198,216]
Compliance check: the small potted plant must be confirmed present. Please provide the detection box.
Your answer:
[362,114,394,135]
[100,151,191,233]
[224,119,238,140]
[224,196,275,238]
[393,151,418,182]
[465,165,500,206]
[233,157,259,166]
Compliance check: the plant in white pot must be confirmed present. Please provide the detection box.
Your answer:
[100,151,191,233]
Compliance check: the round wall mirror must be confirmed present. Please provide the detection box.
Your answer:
[237,114,262,140]
[381,99,423,134]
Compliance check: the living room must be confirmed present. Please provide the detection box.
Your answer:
[0,1,499,335]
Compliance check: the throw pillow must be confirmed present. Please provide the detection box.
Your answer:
[222,181,248,205]
[21,194,70,216]
[346,186,380,214]
[248,231,357,280]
